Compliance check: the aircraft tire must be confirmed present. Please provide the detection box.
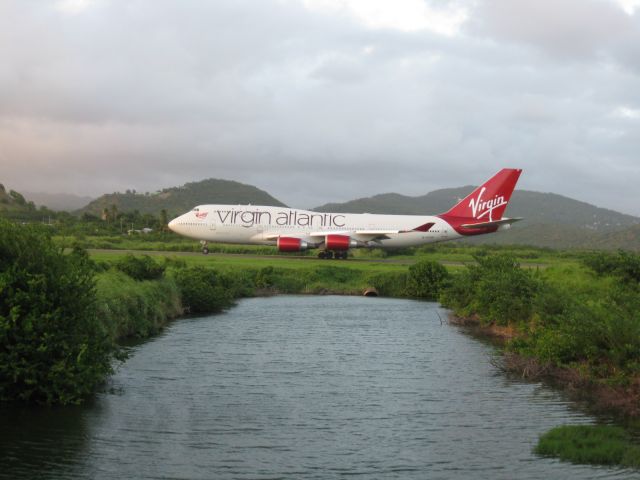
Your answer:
[202,247,209,255]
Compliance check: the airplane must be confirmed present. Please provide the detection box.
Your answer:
[168,168,522,259]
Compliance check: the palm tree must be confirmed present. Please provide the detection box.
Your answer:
[110,204,118,222]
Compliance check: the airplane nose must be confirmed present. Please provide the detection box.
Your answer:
[168,218,178,232]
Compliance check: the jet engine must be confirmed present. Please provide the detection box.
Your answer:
[277,237,309,252]
[325,234,359,251]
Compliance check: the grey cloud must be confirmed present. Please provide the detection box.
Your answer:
[472,0,633,60]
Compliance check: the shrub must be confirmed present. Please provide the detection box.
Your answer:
[440,254,539,326]
[583,251,640,283]
[162,256,187,270]
[364,271,408,297]
[405,260,449,300]
[254,266,275,289]
[114,254,165,280]
[0,220,116,404]
[536,425,640,468]
[472,256,538,325]
[439,269,479,315]
[172,267,234,314]
[95,271,182,339]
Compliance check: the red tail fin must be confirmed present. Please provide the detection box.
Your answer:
[440,168,522,222]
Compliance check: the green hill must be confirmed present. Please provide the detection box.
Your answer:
[314,187,640,249]
[78,178,287,218]
[0,184,45,221]
[315,187,637,229]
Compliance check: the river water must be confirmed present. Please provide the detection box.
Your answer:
[1,296,636,479]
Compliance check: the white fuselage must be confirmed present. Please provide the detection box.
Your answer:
[168,204,461,249]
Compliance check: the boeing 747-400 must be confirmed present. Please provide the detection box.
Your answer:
[168,168,522,259]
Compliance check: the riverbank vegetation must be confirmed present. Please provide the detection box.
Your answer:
[443,251,640,417]
[439,250,640,468]
[535,425,640,468]
[0,221,115,404]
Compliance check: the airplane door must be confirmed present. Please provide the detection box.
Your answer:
[209,219,216,231]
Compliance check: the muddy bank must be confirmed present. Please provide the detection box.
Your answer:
[449,314,640,419]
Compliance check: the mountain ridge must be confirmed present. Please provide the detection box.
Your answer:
[312,186,640,249]
[78,178,287,217]
[314,187,639,231]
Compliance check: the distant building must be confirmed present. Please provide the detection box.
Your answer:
[127,228,153,235]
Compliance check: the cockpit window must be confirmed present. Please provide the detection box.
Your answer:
[192,208,199,212]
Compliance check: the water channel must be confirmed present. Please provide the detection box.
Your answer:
[1,296,636,479]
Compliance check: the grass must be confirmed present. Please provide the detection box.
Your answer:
[95,270,183,339]
[90,250,414,297]
[89,249,412,273]
[65,233,585,264]
[535,425,640,469]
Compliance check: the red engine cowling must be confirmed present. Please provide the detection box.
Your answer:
[325,234,357,251]
[277,237,308,252]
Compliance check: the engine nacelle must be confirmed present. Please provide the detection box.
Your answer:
[325,234,358,251]
[277,237,309,252]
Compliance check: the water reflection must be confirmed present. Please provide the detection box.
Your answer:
[1,404,90,478]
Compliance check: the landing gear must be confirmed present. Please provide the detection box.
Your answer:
[200,240,209,255]
[317,250,348,260]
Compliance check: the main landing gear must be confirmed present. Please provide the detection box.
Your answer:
[200,240,209,255]
[317,250,348,260]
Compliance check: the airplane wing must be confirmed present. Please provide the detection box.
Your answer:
[263,230,401,243]
[460,217,522,229]
[311,230,401,241]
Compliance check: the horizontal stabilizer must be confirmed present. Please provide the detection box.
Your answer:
[460,217,522,229]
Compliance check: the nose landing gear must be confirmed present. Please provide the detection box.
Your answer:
[200,240,209,255]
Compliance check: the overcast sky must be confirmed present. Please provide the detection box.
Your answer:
[1,0,640,214]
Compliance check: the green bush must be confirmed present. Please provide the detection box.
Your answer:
[507,267,640,373]
[583,250,640,283]
[405,260,449,300]
[439,269,479,316]
[95,271,182,339]
[536,425,640,468]
[0,220,116,404]
[172,267,234,314]
[218,270,255,298]
[364,271,408,297]
[114,254,165,280]
[255,266,275,289]
[441,254,539,325]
